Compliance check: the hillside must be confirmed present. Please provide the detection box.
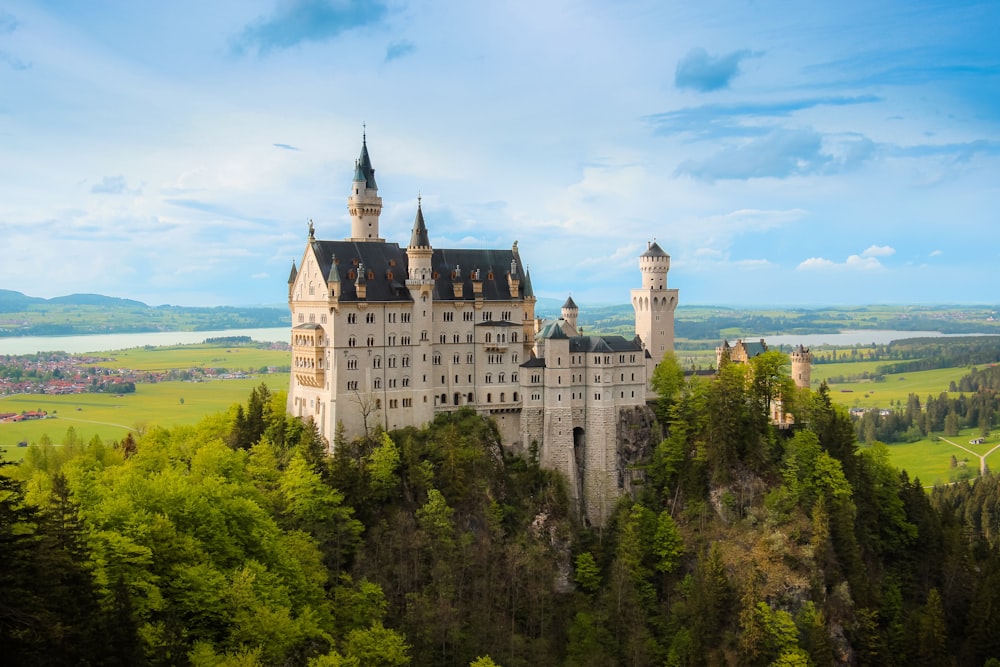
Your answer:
[6,371,1000,664]
[0,289,286,336]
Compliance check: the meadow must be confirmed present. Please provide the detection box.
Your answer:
[0,373,289,460]
[90,343,291,372]
[878,427,1000,487]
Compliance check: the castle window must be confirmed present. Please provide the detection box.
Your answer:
[373,356,381,368]
[298,314,304,323]
[440,334,447,343]
[348,313,357,324]
[486,374,492,383]
[388,335,396,346]
[512,332,518,343]
[443,312,453,322]
[389,378,396,388]
[467,333,474,343]
[321,314,327,323]
[487,393,492,403]
[401,313,411,323]
[347,358,358,370]
[453,354,460,364]
[367,336,375,346]
[594,356,600,364]
[441,393,447,403]
[433,354,441,365]
[348,336,356,347]
[347,380,358,390]
[403,377,410,387]
[421,330,428,341]
[389,313,396,323]
[468,392,475,402]
[513,392,518,401]
[467,353,474,363]
[374,378,382,389]
[453,334,460,343]
[486,333,492,343]
[512,373,517,382]
[463,312,474,322]
[368,270,374,280]
[499,373,505,383]
[309,314,315,323]
[500,392,505,402]
[366,312,375,324]
[512,353,518,363]
[403,398,412,407]
[401,336,411,345]
[402,356,410,367]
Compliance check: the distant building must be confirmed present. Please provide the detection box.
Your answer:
[715,339,812,426]
[286,135,679,525]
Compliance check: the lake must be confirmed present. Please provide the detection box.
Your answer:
[750,330,997,347]
[1,327,996,356]
[0,328,289,355]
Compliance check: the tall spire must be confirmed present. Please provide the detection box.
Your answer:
[409,195,430,248]
[355,132,377,190]
[347,131,384,241]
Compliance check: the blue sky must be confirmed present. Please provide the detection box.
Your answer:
[1,0,998,307]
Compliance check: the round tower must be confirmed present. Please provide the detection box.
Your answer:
[561,295,578,334]
[638,241,670,289]
[347,134,384,242]
[631,240,679,368]
[790,344,813,389]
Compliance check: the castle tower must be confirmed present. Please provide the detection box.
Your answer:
[561,295,579,335]
[347,134,384,242]
[631,241,679,368]
[790,344,813,389]
[405,197,436,426]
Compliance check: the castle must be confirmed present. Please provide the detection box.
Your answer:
[715,339,813,426]
[287,136,678,525]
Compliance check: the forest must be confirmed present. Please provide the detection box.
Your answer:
[4,355,1000,666]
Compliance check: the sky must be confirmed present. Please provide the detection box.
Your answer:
[1,0,998,308]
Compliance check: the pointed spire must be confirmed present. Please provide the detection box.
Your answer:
[409,195,430,248]
[287,260,297,284]
[523,268,534,297]
[354,132,377,190]
[562,295,578,310]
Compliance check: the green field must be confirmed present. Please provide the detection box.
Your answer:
[824,367,970,409]
[0,373,289,459]
[877,427,1000,487]
[90,344,290,372]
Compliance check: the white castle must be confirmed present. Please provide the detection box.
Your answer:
[287,136,678,524]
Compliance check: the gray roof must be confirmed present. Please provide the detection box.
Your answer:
[562,295,578,310]
[287,261,297,284]
[536,321,569,339]
[569,335,644,353]
[308,240,533,303]
[354,137,378,190]
[409,203,430,248]
[641,241,668,258]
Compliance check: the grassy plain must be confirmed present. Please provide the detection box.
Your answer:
[90,344,290,372]
[0,374,289,460]
[822,367,971,409]
[877,427,1000,487]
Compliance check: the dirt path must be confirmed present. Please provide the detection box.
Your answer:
[938,437,998,476]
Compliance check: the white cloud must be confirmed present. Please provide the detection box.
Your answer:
[797,253,883,270]
[929,249,943,257]
[861,244,895,257]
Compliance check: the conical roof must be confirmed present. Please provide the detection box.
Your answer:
[353,136,377,190]
[409,199,430,248]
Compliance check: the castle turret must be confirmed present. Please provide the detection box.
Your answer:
[347,134,384,242]
[405,197,435,426]
[791,344,813,389]
[631,240,679,368]
[287,260,297,302]
[561,295,579,335]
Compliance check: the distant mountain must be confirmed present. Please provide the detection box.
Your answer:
[0,290,286,337]
[47,293,149,308]
[0,289,45,313]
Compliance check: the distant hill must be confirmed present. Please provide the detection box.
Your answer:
[0,290,286,337]
[47,293,149,308]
